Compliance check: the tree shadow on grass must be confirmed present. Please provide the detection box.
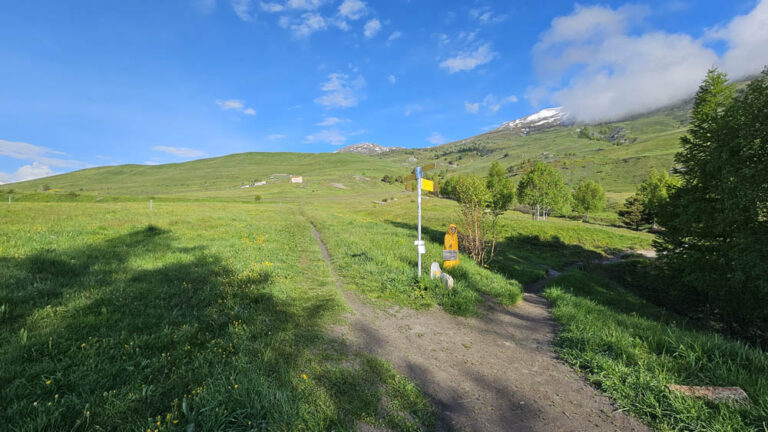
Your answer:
[0,225,431,431]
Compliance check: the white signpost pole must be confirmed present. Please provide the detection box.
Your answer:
[417,176,422,278]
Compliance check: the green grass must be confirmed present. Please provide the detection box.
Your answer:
[543,269,768,431]
[0,202,434,431]
[5,152,406,201]
[306,200,522,317]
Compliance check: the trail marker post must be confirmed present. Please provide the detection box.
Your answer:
[406,164,436,279]
[150,200,153,211]
[414,166,424,278]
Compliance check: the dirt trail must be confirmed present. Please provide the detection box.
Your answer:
[311,225,649,432]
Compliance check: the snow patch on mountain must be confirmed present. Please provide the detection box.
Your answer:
[496,107,569,135]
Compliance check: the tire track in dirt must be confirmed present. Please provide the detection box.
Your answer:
[310,223,649,432]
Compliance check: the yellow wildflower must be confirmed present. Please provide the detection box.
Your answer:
[45,380,52,385]
[301,373,308,380]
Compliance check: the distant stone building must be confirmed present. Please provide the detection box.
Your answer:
[290,176,303,184]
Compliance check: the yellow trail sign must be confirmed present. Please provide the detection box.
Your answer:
[421,179,434,192]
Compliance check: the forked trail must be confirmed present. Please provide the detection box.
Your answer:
[311,224,648,432]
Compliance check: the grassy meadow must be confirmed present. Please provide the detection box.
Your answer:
[0,201,434,431]
[0,188,661,430]
[3,99,767,431]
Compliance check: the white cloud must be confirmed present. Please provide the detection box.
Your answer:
[464,102,480,113]
[286,0,324,10]
[364,18,381,38]
[530,3,721,122]
[314,73,365,108]
[467,94,518,114]
[216,99,256,115]
[469,7,507,24]
[316,116,344,126]
[268,134,287,139]
[0,138,83,168]
[304,129,348,146]
[708,0,768,79]
[216,99,244,110]
[427,132,447,145]
[260,1,284,12]
[439,43,497,73]
[286,12,327,36]
[231,0,256,21]
[152,146,207,158]
[388,31,402,42]
[193,0,217,14]
[388,74,396,84]
[338,0,366,20]
[0,162,55,184]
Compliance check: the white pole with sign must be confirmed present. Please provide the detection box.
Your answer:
[414,166,425,278]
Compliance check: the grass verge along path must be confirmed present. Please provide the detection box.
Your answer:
[544,269,768,431]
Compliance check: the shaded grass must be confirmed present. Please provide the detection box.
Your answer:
[544,270,768,431]
[0,202,434,431]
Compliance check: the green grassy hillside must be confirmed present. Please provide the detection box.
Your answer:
[380,105,690,196]
[4,104,694,201]
[6,153,406,201]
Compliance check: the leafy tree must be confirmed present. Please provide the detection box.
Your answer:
[486,161,515,259]
[440,175,459,198]
[486,161,515,217]
[657,67,768,339]
[572,180,605,221]
[516,162,571,220]
[637,169,675,229]
[454,174,491,265]
[41,184,51,192]
[618,194,648,230]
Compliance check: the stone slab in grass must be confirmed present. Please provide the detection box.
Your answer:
[669,385,750,404]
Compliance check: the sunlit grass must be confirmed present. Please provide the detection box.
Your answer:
[544,270,768,431]
[0,202,434,430]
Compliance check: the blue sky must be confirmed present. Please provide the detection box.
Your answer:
[1,0,767,182]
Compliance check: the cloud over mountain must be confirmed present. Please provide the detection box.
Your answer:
[530,1,768,123]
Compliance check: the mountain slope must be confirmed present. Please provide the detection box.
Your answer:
[380,103,691,195]
[6,152,404,200]
[6,100,696,200]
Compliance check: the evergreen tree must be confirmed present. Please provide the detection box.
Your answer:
[658,67,768,338]
[618,194,648,230]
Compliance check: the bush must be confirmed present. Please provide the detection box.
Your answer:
[254,195,262,202]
